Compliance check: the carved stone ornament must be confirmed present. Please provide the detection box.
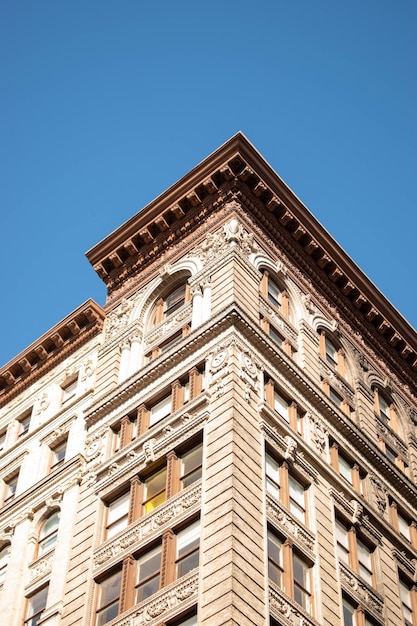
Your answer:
[144,438,156,464]
[369,473,387,515]
[29,553,53,581]
[351,499,363,525]
[209,348,229,372]
[284,436,297,462]
[80,358,95,382]
[34,392,50,415]
[105,298,134,341]
[309,413,327,456]
[194,215,259,264]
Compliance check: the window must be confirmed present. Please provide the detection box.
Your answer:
[38,512,60,556]
[267,529,312,613]
[143,467,167,514]
[260,271,290,318]
[135,544,161,602]
[379,438,407,472]
[342,595,380,626]
[96,569,122,626]
[0,543,10,584]
[330,441,366,495]
[180,443,203,488]
[265,451,308,525]
[318,330,346,377]
[24,585,48,626]
[61,377,78,405]
[148,283,190,330]
[390,502,417,548]
[105,491,130,539]
[176,519,200,578]
[336,517,374,586]
[264,378,303,434]
[373,388,398,432]
[50,440,67,469]
[3,471,19,504]
[399,576,417,626]
[322,379,350,416]
[18,409,32,437]
[149,394,172,427]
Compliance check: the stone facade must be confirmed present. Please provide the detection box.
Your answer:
[0,133,416,626]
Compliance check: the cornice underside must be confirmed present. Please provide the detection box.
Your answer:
[0,303,105,404]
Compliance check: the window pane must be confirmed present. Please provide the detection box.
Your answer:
[274,391,289,421]
[164,285,186,316]
[398,513,411,541]
[338,455,353,482]
[336,520,349,563]
[25,586,48,626]
[136,545,161,602]
[357,538,372,584]
[0,544,10,584]
[267,531,283,586]
[325,338,338,367]
[143,468,167,513]
[97,570,121,626]
[107,492,130,537]
[181,444,203,488]
[176,520,200,577]
[399,579,413,622]
[268,279,281,308]
[269,326,283,346]
[265,454,280,499]
[39,513,60,555]
[293,553,311,611]
[289,475,305,522]
[150,396,171,425]
[343,598,356,626]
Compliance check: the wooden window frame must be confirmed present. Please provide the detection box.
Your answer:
[3,470,19,504]
[18,408,32,438]
[104,519,200,618]
[378,437,407,472]
[61,376,78,405]
[399,575,417,626]
[24,584,49,626]
[264,378,303,434]
[330,442,366,495]
[38,511,60,557]
[266,451,308,526]
[267,528,313,614]
[373,388,398,432]
[105,440,202,535]
[336,516,375,587]
[105,491,130,540]
[390,502,417,549]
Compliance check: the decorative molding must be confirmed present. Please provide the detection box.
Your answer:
[28,550,54,583]
[110,571,198,626]
[269,584,320,626]
[93,482,201,570]
[339,561,384,621]
[266,495,315,556]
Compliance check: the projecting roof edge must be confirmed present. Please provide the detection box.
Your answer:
[85,132,417,365]
[0,299,105,397]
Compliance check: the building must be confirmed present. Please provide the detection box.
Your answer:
[0,133,416,626]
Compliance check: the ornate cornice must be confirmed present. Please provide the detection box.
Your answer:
[86,133,416,374]
[0,300,105,403]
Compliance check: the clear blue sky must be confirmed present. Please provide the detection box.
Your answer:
[1,1,416,368]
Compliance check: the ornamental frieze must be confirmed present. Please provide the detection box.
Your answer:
[93,482,201,569]
[266,495,315,555]
[113,571,198,626]
[339,561,384,620]
[269,584,321,626]
[193,214,259,265]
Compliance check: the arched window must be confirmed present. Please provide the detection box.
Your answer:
[148,282,190,330]
[0,543,10,584]
[38,512,60,556]
[373,387,398,432]
[260,270,290,319]
[318,330,346,378]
